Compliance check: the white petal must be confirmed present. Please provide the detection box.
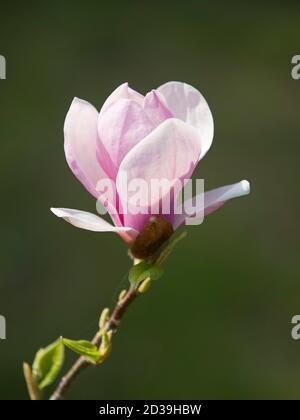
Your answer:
[173,180,250,228]
[157,81,214,159]
[204,180,250,209]
[51,208,138,244]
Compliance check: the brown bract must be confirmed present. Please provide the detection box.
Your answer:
[130,216,174,259]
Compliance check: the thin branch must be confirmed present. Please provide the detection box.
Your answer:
[49,286,138,400]
[23,362,41,401]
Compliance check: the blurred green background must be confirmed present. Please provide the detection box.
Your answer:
[0,0,300,400]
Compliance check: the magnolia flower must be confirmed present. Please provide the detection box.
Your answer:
[51,82,250,251]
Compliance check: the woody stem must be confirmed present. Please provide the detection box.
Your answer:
[49,286,138,401]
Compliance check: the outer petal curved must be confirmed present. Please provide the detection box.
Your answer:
[50,208,138,245]
[173,180,250,229]
[64,98,105,198]
[64,98,122,227]
[157,81,214,159]
[116,118,202,231]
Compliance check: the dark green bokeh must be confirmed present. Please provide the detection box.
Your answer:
[0,1,299,400]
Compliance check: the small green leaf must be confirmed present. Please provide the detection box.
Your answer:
[62,338,100,363]
[129,261,163,287]
[138,277,152,294]
[32,339,64,390]
[98,332,112,363]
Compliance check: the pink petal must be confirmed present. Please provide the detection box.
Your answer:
[116,118,202,231]
[143,90,173,126]
[64,98,104,198]
[99,82,144,116]
[173,180,250,228]
[97,99,155,180]
[157,82,214,159]
[50,208,138,245]
[64,98,122,227]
